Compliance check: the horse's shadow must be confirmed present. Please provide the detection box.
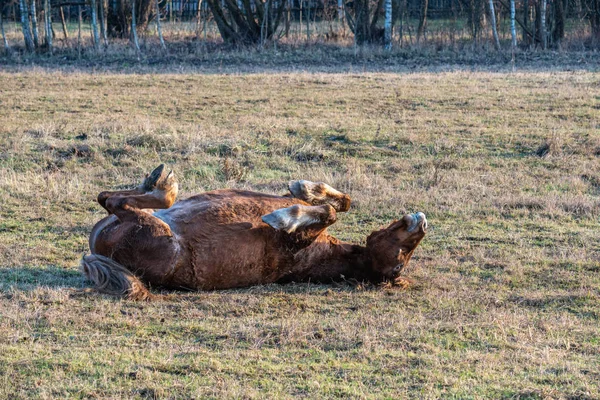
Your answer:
[0,265,405,297]
[0,265,86,293]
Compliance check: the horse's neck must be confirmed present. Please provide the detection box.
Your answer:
[295,235,374,282]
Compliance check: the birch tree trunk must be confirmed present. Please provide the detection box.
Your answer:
[99,0,108,47]
[1,8,10,52]
[306,0,311,41]
[131,0,141,52]
[299,0,303,36]
[77,5,82,58]
[540,0,547,49]
[90,0,100,50]
[510,0,516,49]
[30,0,39,48]
[44,0,52,53]
[156,0,166,49]
[19,0,35,51]
[196,0,201,37]
[384,0,392,49]
[487,0,501,50]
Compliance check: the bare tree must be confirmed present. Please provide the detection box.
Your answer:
[91,0,100,50]
[417,0,428,43]
[19,0,35,51]
[551,0,564,45]
[306,0,311,41]
[464,0,484,43]
[261,0,272,45]
[345,0,385,45]
[59,6,68,40]
[131,0,141,51]
[196,0,201,37]
[203,0,208,39]
[299,0,303,36]
[510,0,516,49]
[384,0,391,49]
[205,0,286,44]
[0,5,10,52]
[284,0,291,37]
[156,0,166,49]
[108,0,153,39]
[30,0,39,48]
[44,0,52,53]
[522,0,529,45]
[587,0,600,40]
[398,0,407,46]
[99,0,108,46]
[487,0,501,50]
[540,0,547,48]
[78,5,82,58]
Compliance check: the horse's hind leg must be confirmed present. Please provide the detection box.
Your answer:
[288,180,351,212]
[262,204,337,236]
[98,164,178,213]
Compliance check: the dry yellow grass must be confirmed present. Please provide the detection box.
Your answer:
[0,70,599,399]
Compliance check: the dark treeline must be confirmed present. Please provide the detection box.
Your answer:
[0,0,599,53]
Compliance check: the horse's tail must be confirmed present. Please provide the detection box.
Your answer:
[80,254,154,301]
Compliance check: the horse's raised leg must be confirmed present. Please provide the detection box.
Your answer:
[97,164,163,210]
[262,204,337,238]
[85,194,180,300]
[84,165,180,300]
[262,204,340,283]
[288,180,351,212]
[99,164,178,216]
[98,164,178,213]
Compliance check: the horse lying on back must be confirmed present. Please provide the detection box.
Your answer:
[82,164,427,299]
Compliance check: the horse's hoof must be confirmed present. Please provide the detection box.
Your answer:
[142,164,165,191]
[156,170,177,191]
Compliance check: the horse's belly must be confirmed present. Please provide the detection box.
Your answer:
[150,194,300,290]
[171,228,286,290]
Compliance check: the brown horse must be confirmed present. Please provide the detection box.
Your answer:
[82,165,427,299]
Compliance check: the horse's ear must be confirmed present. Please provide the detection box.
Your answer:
[262,204,337,234]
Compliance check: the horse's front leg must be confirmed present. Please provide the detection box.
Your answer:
[84,165,182,299]
[98,164,178,213]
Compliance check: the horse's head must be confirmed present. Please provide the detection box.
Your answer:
[366,212,427,280]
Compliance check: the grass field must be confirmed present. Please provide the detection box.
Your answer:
[0,70,599,399]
